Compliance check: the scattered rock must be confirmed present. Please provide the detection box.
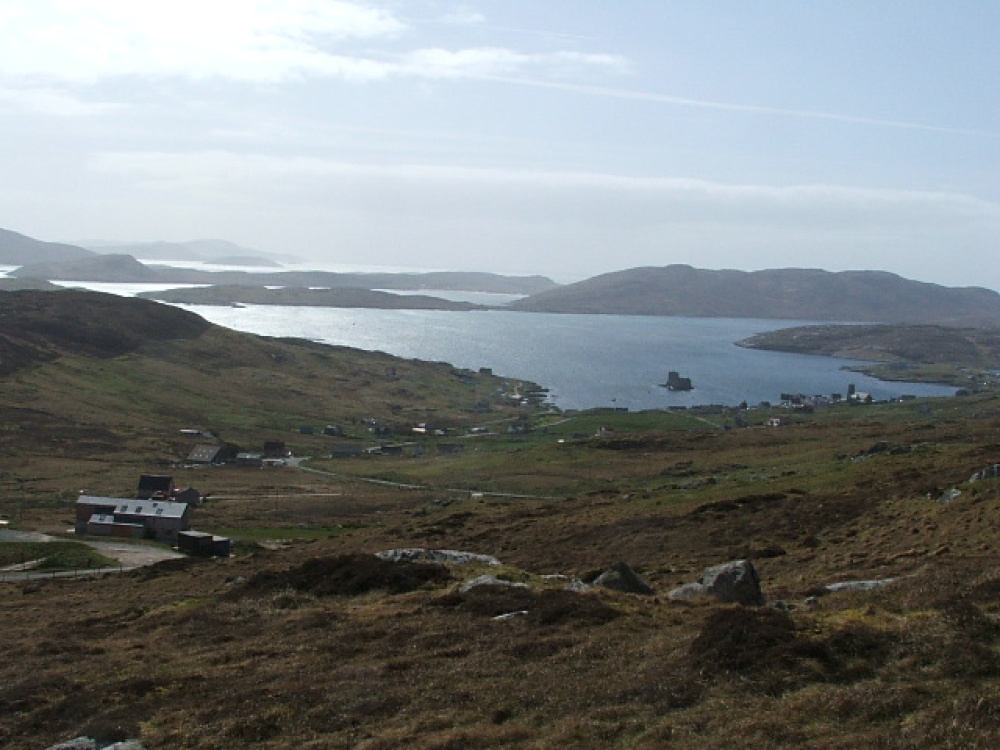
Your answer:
[459,574,528,593]
[825,578,897,593]
[493,610,529,621]
[668,559,764,605]
[937,488,962,504]
[44,739,97,750]
[376,548,501,566]
[42,741,148,750]
[593,561,654,596]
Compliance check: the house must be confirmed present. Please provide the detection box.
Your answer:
[77,495,190,542]
[235,452,264,468]
[323,424,344,437]
[186,443,238,465]
[177,530,231,557]
[136,474,174,499]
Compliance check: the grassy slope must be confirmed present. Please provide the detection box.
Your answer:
[1,290,1000,749]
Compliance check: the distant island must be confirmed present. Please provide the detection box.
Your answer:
[510,265,1000,327]
[7,251,559,296]
[139,285,486,311]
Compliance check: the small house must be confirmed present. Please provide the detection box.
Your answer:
[187,443,238,465]
[235,452,264,468]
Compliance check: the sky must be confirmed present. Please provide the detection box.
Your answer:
[1,1,999,287]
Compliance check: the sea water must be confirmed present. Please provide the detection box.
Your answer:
[167,304,955,411]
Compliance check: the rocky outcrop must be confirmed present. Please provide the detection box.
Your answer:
[376,548,501,566]
[593,561,654,595]
[668,559,764,605]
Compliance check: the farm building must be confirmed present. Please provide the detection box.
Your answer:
[76,495,191,542]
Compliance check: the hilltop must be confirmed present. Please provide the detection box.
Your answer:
[511,265,1000,325]
[0,228,93,265]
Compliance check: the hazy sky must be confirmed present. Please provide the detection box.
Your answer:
[2,2,999,287]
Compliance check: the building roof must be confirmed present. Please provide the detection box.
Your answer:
[187,444,224,463]
[115,499,189,519]
[137,474,174,492]
[79,495,188,519]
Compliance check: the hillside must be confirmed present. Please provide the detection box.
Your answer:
[511,265,1000,325]
[0,228,94,265]
[2,289,1000,749]
[0,289,539,457]
[738,324,1000,368]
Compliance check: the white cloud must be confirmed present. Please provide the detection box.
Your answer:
[0,0,405,83]
[0,1,627,87]
[439,8,486,26]
[403,48,630,78]
[0,85,121,116]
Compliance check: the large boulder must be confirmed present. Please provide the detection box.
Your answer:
[593,560,654,596]
[668,559,764,605]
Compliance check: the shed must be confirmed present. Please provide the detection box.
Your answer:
[262,441,290,458]
[178,530,232,557]
[330,444,364,458]
[137,474,174,499]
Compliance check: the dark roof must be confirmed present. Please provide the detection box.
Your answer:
[137,474,173,492]
[187,444,223,463]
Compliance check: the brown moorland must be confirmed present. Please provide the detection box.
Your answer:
[1,289,999,749]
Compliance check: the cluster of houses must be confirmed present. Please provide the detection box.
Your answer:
[185,440,291,468]
[75,474,230,557]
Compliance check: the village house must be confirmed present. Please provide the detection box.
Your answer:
[186,443,239,465]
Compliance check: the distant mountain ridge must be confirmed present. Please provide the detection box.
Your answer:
[0,228,94,265]
[79,238,290,265]
[511,265,1000,326]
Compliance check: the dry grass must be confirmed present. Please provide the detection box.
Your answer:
[2,292,1000,748]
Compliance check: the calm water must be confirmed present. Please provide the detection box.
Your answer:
[171,304,955,410]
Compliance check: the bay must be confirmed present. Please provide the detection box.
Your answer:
[171,304,955,411]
